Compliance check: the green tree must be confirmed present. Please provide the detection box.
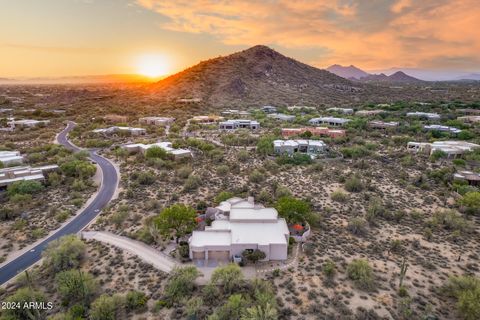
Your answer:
[242,249,266,265]
[55,269,97,305]
[165,267,200,302]
[89,294,124,320]
[459,191,480,215]
[42,235,86,272]
[7,180,44,196]
[1,287,47,320]
[209,294,247,320]
[275,196,311,224]
[211,264,243,294]
[256,135,275,156]
[154,204,197,243]
[125,290,148,311]
[145,146,168,159]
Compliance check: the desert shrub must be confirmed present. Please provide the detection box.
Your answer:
[347,217,367,236]
[209,294,247,320]
[347,259,375,290]
[202,283,221,305]
[242,249,266,264]
[340,146,371,159]
[237,150,249,162]
[216,165,229,175]
[428,210,469,233]
[145,146,167,159]
[176,166,193,179]
[256,135,276,156]
[344,176,364,192]
[55,269,97,305]
[165,267,200,302]
[249,169,265,183]
[215,191,234,204]
[60,159,96,178]
[2,287,48,320]
[43,235,86,272]
[443,276,480,320]
[323,260,336,278]
[331,189,348,202]
[133,171,155,185]
[125,290,148,311]
[7,180,44,196]
[90,294,124,320]
[211,263,244,294]
[183,174,202,191]
[276,153,312,165]
[458,191,480,215]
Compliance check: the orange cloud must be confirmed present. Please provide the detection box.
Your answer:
[136,0,480,70]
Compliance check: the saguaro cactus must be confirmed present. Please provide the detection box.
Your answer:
[399,256,409,288]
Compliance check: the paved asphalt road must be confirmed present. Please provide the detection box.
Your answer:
[0,121,118,286]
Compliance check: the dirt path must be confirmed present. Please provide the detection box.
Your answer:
[82,231,178,273]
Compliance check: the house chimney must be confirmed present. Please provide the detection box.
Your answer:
[247,196,254,204]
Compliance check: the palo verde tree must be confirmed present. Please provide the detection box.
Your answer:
[154,204,197,243]
[275,196,312,224]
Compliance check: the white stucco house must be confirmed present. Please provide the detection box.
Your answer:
[0,151,24,166]
[189,197,289,261]
[273,139,327,158]
[308,117,351,126]
[267,113,296,121]
[219,119,260,130]
[406,112,440,120]
[326,107,354,114]
[424,125,461,134]
[0,165,59,187]
[139,116,175,126]
[121,141,192,160]
[92,126,146,136]
[407,141,480,157]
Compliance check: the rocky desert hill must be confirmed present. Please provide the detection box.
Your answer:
[150,45,367,107]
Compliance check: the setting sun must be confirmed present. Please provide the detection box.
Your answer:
[136,54,170,78]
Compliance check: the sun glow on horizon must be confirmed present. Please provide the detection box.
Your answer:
[136,54,171,78]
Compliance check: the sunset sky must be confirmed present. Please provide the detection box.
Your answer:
[1,0,479,78]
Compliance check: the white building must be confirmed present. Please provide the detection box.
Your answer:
[261,105,277,113]
[406,112,440,120]
[8,119,50,128]
[356,110,386,116]
[219,119,260,130]
[189,197,289,261]
[424,125,461,134]
[139,116,175,126]
[308,117,351,126]
[221,109,251,117]
[121,142,192,159]
[369,121,399,129]
[407,141,480,157]
[273,139,327,158]
[0,151,24,166]
[287,105,316,111]
[267,113,296,121]
[326,107,354,114]
[92,126,146,136]
[0,165,59,187]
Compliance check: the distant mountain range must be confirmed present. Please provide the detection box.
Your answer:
[0,74,160,84]
[326,64,423,83]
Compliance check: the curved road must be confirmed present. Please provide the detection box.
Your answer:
[0,121,119,285]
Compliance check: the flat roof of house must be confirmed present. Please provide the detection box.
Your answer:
[229,207,278,221]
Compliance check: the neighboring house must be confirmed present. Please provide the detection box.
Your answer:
[407,141,480,157]
[190,115,224,124]
[453,171,480,186]
[261,105,277,113]
[0,108,13,113]
[457,109,480,114]
[326,107,354,114]
[139,117,175,126]
[458,116,480,123]
[406,112,440,120]
[189,197,289,261]
[424,125,461,134]
[308,117,351,127]
[267,113,296,121]
[356,110,386,116]
[287,105,316,111]
[273,139,327,158]
[368,121,399,129]
[219,119,260,130]
[0,151,24,166]
[104,114,128,123]
[221,109,251,117]
[121,142,192,159]
[0,165,59,187]
[93,126,146,136]
[281,127,345,138]
[8,119,50,129]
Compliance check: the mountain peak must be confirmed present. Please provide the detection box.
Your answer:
[326,64,370,80]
